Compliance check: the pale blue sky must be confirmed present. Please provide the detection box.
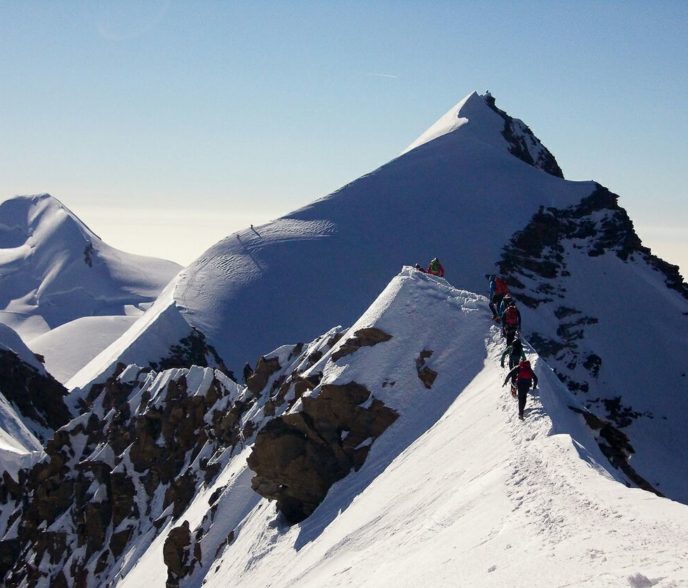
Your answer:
[1,1,686,272]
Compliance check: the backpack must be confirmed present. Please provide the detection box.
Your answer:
[495,277,508,295]
[518,361,534,382]
[512,339,523,356]
[504,305,519,327]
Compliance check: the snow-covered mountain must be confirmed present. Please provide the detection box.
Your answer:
[0,193,181,381]
[2,269,686,587]
[69,91,590,387]
[69,91,688,507]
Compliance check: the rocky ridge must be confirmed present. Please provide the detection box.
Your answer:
[0,347,70,443]
[0,322,391,586]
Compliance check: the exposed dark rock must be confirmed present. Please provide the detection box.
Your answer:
[248,382,398,524]
[0,364,250,586]
[0,349,70,440]
[0,538,20,579]
[165,473,197,519]
[83,242,95,267]
[110,527,133,559]
[151,328,231,377]
[288,343,305,361]
[214,530,235,559]
[331,328,392,361]
[583,354,602,378]
[247,355,282,396]
[327,332,344,349]
[569,406,662,497]
[496,183,687,437]
[484,93,564,178]
[601,396,645,429]
[163,520,192,587]
[415,349,438,389]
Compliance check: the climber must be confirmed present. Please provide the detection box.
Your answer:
[427,257,445,277]
[501,298,521,346]
[243,362,254,384]
[503,359,539,420]
[414,263,427,273]
[501,337,526,371]
[498,293,513,317]
[486,274,509,320]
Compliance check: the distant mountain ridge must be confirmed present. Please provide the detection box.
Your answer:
[3,91,687,587]
[0,193,181,338]
[0,193,182,381]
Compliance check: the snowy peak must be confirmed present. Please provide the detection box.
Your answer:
[401,91,483,155]
[0,194,99,268]
[402,91,563,177]
[0,193,181,341]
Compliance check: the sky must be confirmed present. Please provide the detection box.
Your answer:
[1,1,686,274]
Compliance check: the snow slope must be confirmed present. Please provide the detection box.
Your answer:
[116,268,688,588]
[174,92,589,370]
[75,91,593,381]
[516,244,688,501]
[68,91,688,507]
[66,277,202,393]
[0,193,181,375]
[30,315,139,383]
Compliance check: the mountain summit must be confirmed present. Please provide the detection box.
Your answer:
[72,93,588,384]
[70,92,687,508]
[402,91,563,178]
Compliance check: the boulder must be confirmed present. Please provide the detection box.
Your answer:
[248,382,398,523]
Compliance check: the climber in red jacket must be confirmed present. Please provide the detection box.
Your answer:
[503,359,538,420]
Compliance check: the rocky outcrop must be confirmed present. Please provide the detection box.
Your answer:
[415,349,438,389]
[0,348,70,440]
[163,520,201,588]
[485,93,564,178]
[497,184,686,420]
[0,326,349,586]
[568,406,662,497]
[151,327,232,378]
[247,355,282,395]
[248,382,398,524]
[331,328,392,361]
[0,365,248,587]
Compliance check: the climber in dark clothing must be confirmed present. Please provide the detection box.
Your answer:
[501,338,526,370]
[503,360,538,420]
[500,298,521,346]
[243,362,254,384]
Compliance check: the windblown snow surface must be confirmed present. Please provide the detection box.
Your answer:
[0,193,180,380]
[119,269,688,588]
